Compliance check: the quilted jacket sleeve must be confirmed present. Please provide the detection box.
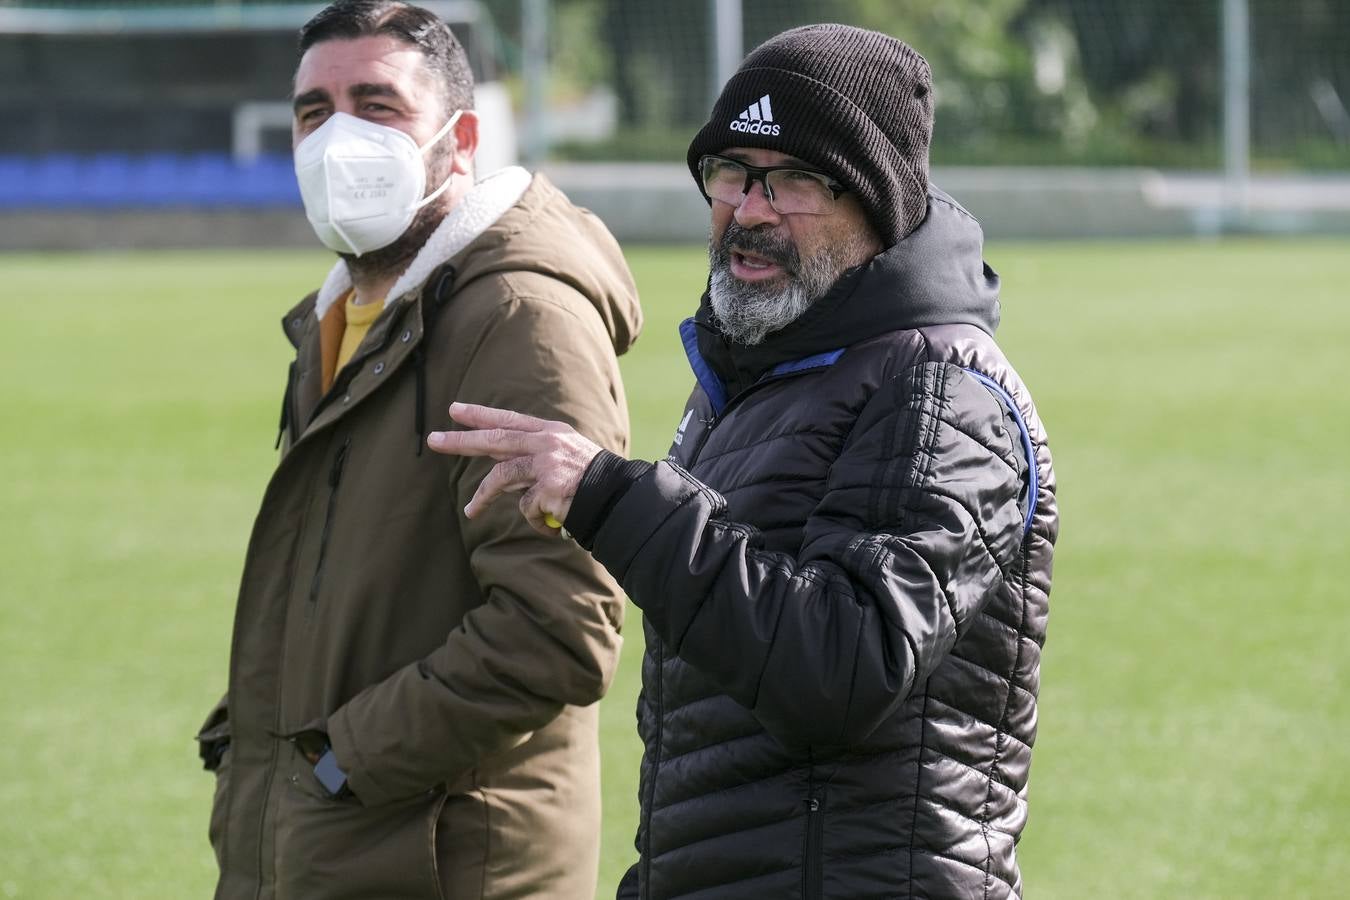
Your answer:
[578,361,1028,747]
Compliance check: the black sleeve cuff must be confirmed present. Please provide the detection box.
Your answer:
[565,449,653,550]
[195,706,230,772]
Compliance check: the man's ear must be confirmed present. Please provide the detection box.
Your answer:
[449,110,480,176]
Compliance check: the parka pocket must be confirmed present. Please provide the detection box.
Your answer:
[432,788,488,900]
[275,750,445,900]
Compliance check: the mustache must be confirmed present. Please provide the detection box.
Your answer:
[712,222,799,274]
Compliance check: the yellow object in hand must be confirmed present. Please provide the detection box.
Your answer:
[544,514,562,530]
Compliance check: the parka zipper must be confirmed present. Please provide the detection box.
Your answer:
[247,435,351,892]
[275,361,297,450]
[306,437,350,614]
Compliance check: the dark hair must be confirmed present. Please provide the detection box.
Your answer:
[298,0,474,113]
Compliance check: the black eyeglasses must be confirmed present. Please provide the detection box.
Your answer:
[698,154,848,216]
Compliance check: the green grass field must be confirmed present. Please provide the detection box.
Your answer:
[1,239,1347,898]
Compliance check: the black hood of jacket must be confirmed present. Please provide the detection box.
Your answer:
[693,187,1000,397]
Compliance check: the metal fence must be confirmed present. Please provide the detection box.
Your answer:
[479,0,1350,176]
[3,0,1346,169]
[0,0,1346,243]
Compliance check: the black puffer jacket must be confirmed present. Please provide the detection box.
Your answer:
[569,190,1058,900]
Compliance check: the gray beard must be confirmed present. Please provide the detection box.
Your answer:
[708,267,813,346]
[707,222,867,346]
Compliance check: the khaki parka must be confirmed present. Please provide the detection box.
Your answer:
[198,170,642,900]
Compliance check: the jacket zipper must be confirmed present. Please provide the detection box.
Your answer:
[648,366,828,897]
[804,792,824,900]
[306,437,350,615]
[681,367,834,900]
[275,361,297,450]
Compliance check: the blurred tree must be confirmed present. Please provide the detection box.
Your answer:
[543,0,1350,167]
[1247,0,1350,155]
[832,0,1047,155]
[570,0,1063,158]
[1024,0,1220,143]
[604,0,711,127]
[1023,0,1350,151]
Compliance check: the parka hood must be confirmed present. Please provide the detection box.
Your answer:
[451,170,642,357]
[694,187,999,392]
[312,167,642,358]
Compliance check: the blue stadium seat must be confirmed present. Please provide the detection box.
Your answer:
[251,153,302,207]
[224,153,295,208]
[33,154,82,208]
[182,153,235,207]
[0,155,31,208]
[132,153,186,208]
[0,152,303,209]
[84,154,134,208]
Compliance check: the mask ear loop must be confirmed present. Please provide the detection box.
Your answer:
[414,109,465,210]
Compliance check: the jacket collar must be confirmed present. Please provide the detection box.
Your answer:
[693,188,1000,395]
[312,166,533,320]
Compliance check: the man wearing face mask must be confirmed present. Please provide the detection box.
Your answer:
[427,25,1058,899]
[193,2,641,898]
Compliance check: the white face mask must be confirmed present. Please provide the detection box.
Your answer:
[294,109,462,257]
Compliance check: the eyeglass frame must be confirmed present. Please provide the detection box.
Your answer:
[697,153,848,215]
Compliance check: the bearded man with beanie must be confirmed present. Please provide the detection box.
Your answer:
[194,2,641,897]
[430,23,1058,900]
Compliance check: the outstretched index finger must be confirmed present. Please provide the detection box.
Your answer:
[426,426,541,460]
[448,402,553,433]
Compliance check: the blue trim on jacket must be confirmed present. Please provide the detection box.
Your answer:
[680,319,848,417]
[769,349,846,377]
[679,318,729,416]
[964,368,1039,534]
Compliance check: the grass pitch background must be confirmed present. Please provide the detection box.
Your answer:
[1,240,1347,898]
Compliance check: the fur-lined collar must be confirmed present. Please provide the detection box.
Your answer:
[313,165,533,320]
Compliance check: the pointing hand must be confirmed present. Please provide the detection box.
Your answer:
[426,403,602,537]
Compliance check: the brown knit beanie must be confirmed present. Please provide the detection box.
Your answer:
[687,24,934,245]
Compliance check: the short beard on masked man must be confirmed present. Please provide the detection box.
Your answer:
[708,222,871,346]
[341,134,456,282]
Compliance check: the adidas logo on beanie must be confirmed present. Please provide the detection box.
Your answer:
[731,95,781,135]
[687,24,934,245]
